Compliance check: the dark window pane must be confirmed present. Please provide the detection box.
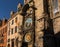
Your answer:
[15,17,17,23]
[12,20,14,25]
[15,26,17,33]
[11,29,13,34]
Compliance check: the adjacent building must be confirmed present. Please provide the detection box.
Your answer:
[0,19,7,47]
[7,3,23,47]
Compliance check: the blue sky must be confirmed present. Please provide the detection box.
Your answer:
[0,0,24,19]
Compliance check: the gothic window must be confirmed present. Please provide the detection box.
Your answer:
[52,0,58,13]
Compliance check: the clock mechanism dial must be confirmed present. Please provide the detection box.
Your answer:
[24,33,32,43]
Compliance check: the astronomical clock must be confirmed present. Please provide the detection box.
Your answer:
[21,1,36,46]
[24,32,32,43]
[24,15,33,30]
[23,7,35,43]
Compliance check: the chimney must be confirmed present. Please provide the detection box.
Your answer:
[2,18,7,26]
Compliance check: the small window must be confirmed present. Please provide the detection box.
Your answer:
[8,30,10,35]
[8,39,10,42]
[12,20,14,25]
[15,17,17,23]
[11,39,14,47]
[8,44,10,47]
[15,26,17,33]
[16,38,18,47]
[8,22,10,27]
[0,39,4,43]
[11,29,13,34]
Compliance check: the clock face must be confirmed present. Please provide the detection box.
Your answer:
[24,18,32,29]
[25,33,32,42]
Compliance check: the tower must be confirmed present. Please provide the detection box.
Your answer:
[34,0,56,47]
[21,0,35,47]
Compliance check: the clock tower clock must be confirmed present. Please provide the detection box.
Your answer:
[22,4,35,47]
[23,7,35,43]
[21,0,36,47]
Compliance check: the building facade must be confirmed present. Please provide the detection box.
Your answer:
[0,19,7,47]
[0,0,60,47]
[7,3,23,47]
